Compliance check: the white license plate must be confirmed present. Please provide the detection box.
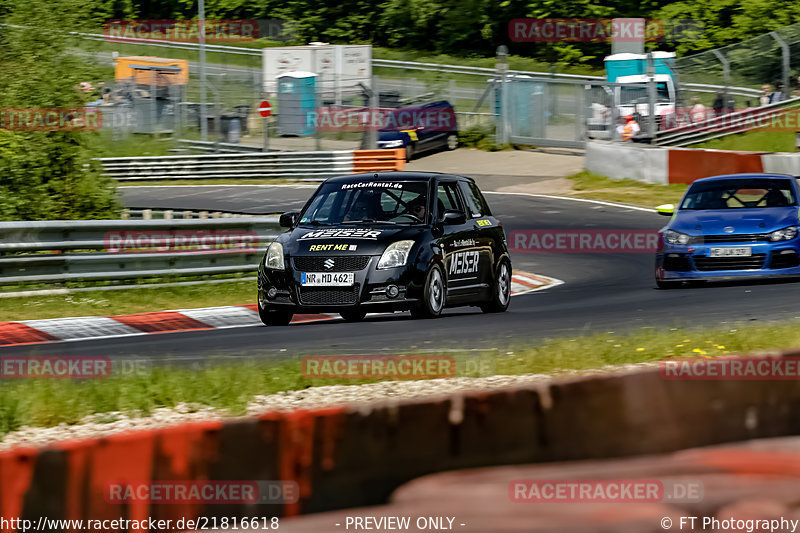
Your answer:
[300,272,355,286]
[709,247,752,257]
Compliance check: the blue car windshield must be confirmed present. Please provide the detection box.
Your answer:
[680,179,797,210]
[299,180,430,225]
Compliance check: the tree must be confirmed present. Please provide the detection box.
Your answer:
[0,0,119,220]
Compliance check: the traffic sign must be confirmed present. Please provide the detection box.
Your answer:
[259,101,272,118]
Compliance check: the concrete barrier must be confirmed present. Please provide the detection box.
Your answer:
[585,141,669,185]
[3,361,800,528]
[586,140,800,184]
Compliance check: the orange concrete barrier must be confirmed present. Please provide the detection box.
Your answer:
[352,149,405,172]
[5,359,800,527]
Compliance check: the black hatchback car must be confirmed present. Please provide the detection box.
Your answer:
[257,172,511,325]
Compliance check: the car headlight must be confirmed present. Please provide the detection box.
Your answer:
[664,229,691,245]
[264,242,284,270]
[377,240,414,269]
[769,226,799,241]
[382,140,404,148]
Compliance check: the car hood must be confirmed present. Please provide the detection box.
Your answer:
[670,208,799,234]
[280,225,425,256]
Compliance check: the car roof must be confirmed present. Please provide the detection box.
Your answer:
[325,171,474,184]
[692,173,795,183]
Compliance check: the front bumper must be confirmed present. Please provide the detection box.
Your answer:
[656,240,800,281]
[258,255,423,313]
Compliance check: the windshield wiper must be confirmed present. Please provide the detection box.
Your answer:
[302,220,333,226]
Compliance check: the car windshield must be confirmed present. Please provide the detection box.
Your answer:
[680,178,797,210]
[619,83,671,105]
[299,180,430,225]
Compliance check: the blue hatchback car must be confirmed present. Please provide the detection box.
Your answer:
[655,173,800,288]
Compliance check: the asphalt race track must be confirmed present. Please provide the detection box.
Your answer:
[5,184,800,360]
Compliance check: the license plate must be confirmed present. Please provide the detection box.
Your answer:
[709,247,752,257]
[300,272,355,286]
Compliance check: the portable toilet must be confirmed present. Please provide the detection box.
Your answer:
[277,71,317,136]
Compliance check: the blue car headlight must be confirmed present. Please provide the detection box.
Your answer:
[664,229,691,245]
[769,226,799,241]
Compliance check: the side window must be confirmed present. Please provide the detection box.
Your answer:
[460,182,492,217]
[437,182,465,216]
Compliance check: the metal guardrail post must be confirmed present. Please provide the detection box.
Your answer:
[646,52,656,140]
[496,46,509,145]
[770,32,791,100]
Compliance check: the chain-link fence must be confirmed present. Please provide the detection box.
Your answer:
[79,38,501,154]
[672,22,800,110]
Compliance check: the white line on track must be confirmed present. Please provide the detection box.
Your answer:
[484,191,656,213]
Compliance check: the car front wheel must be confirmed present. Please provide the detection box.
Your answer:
[258,301,293,326]
[481,260,511,313]
[411,264,445,319]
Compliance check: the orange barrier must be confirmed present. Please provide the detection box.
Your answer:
[667,148,765,184]
[0,448,37,527]
[5,361,800,528]
[352,149,405,173]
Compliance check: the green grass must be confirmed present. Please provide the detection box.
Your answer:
[689,130,797,152]
[0,280,256,321]
[3,319,800,440]
[88,131,175,158]
[567,170,687,207]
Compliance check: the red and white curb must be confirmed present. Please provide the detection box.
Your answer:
[0,271,562,347]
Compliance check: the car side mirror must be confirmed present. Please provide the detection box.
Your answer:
[279,211,298,228]
[656,204,675,216]
[441,210,466,225]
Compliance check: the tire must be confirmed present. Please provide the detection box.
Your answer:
[445,133,458,150]
[411,264,446,319]
[340,310,367,322]
[258,301,293,326]
[405,144,414,162]
[655,279,680,290]
[481,260,511,313]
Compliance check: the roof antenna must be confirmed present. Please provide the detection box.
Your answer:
[374,173,379,179]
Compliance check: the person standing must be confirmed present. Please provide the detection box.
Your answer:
[760,85,771,107]
[712,92,725,116]
[617,115,640,141]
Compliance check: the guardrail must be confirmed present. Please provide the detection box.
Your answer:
[655,96,800,147]
[0,218,281,287]
[175,139,277,154]
[97,149,405,181]
[123,209,271,219]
